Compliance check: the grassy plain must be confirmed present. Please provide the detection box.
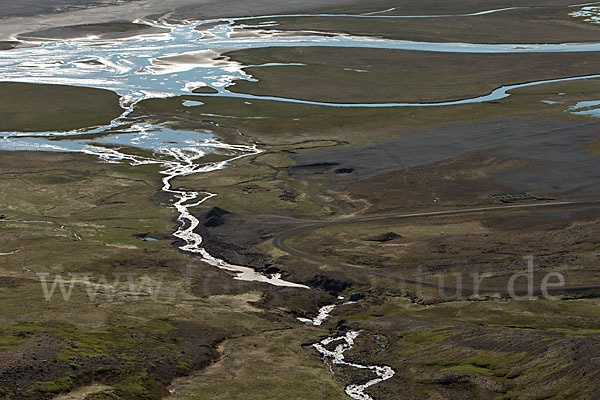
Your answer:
[165,329,348,400]
[0,83,123,132]
[227,47,600,103]
[142,77,600,224]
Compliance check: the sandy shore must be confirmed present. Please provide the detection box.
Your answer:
[0,0,361,40]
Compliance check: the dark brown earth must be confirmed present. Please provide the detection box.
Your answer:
[289,117,600,202]
[194,207,356,297]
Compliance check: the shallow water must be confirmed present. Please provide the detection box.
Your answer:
[568,99,600,117]
[0,123,214,152]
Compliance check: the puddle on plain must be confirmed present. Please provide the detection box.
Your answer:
[182,100,205,107]
[567,99,600,117]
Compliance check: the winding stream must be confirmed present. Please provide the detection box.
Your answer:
[298,300,394,399]
[1,4,599,398]
[81,135,309,288]
[314,331,395,400]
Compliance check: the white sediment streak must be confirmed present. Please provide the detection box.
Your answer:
[314,331,395,400]
[298,304,337,326]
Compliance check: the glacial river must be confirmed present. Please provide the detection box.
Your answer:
[2,5,600,399]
